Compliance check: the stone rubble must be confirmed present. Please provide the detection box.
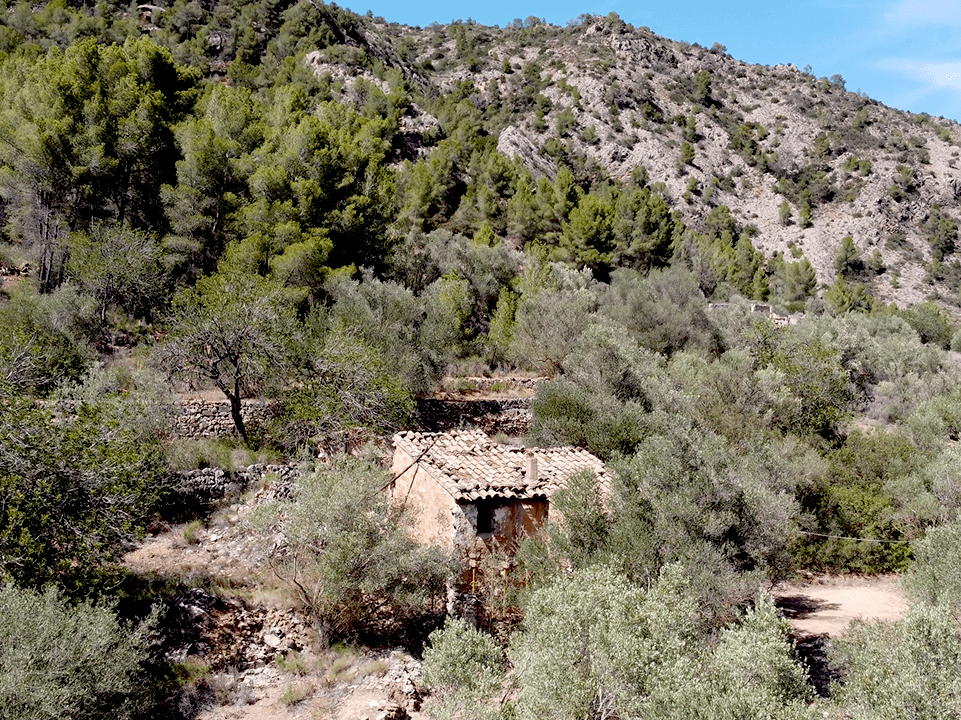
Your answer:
[164,584,426,710]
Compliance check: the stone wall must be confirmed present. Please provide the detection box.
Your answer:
[174,389,534,441]
[173,463,298,505]
[174,398,271,439]
[457,376,544,393]
[414,398,531,436]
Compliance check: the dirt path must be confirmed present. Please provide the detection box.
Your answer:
[774,574,909,638]
[773,575,909,696]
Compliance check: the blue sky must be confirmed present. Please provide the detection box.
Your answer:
[341,0,961,123]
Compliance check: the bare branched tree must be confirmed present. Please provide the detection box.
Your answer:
[159,265,299,444]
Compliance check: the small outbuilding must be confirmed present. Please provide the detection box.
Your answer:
[390,430,609,567]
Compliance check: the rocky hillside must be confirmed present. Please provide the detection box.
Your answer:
[308,12,961,308]
[2,2,958,308]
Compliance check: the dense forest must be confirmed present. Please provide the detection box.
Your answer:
[3,2,961,718]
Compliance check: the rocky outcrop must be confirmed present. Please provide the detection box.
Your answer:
[497,125,558,178]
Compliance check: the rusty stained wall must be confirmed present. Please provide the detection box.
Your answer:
[457,498,548,570]
[474,500,546,548]
[390,446,550,560]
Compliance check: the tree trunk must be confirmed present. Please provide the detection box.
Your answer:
[227,379,249,446]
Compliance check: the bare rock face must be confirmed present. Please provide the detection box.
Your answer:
[497,125,557,179]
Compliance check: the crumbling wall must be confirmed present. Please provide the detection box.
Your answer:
[457,499,548,570]
[174,463,298,505]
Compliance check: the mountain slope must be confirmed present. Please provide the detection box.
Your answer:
[339,13,961,307]
[3,2,959,308]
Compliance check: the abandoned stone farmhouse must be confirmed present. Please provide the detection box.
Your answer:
[390,430,609,566]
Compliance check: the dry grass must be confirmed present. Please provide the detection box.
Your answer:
[317,644,372,687]
[182,519,203,545]
[281,681,314,706]
[275,650,310,676]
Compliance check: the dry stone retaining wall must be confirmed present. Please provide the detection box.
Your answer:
[174,463,298,504]
[414,398,532,436]
[174,397,270,439]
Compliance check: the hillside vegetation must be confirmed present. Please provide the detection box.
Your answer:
[3,3,961,718]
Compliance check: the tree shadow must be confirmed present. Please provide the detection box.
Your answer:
[774,594,843,698]
[790,633,840,698]
[775,593,840,619]
[102,568,241,720]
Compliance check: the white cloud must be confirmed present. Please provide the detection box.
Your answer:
[881,58,961,92]
[886,0,961,25]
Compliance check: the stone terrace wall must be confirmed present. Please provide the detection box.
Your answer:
[414,398,532,436]
[174,398,270,439]
[459,376,544,393]
[173,463,299,505]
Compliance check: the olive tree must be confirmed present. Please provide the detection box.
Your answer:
[0,372,171,593]
[66,223,167,322]
[509,565,698,720]
[0,585,154,720]
[265,329,414,453]
[832,605,961,720]
[255,456,450,644]
[508,567,814,720]
[0,284,95,395]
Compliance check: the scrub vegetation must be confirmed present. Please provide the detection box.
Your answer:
[2,3,961,717]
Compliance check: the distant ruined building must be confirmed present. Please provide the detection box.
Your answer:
[390,430,608,577]
[708,302,794,327]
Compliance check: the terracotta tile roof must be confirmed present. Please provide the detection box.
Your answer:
[393,429,610,502]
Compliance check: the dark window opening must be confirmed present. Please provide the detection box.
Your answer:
[476,501,494,535]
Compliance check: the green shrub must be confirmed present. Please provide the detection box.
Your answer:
[778,200,791,225]
[253,456,451,644]
[834,235,864,280]
[182,520,203,545]
[274,650,309,675]
[832,604,961,720]
[899,302,954,349]
[905,516,961,612]
[507,565,816,720]
[281,682,312,706]
[422,617,504,712]
[0,585,153,720]
[923,206,958,262]
[0,387,171,593]
[509,565,697,720]
[950,329,961,352]
[0,284,96,395]
[164,437,246,472]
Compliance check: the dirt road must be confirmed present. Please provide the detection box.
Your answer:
[774,574,908,637]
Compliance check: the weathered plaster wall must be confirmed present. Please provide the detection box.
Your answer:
[391,446,459,552]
